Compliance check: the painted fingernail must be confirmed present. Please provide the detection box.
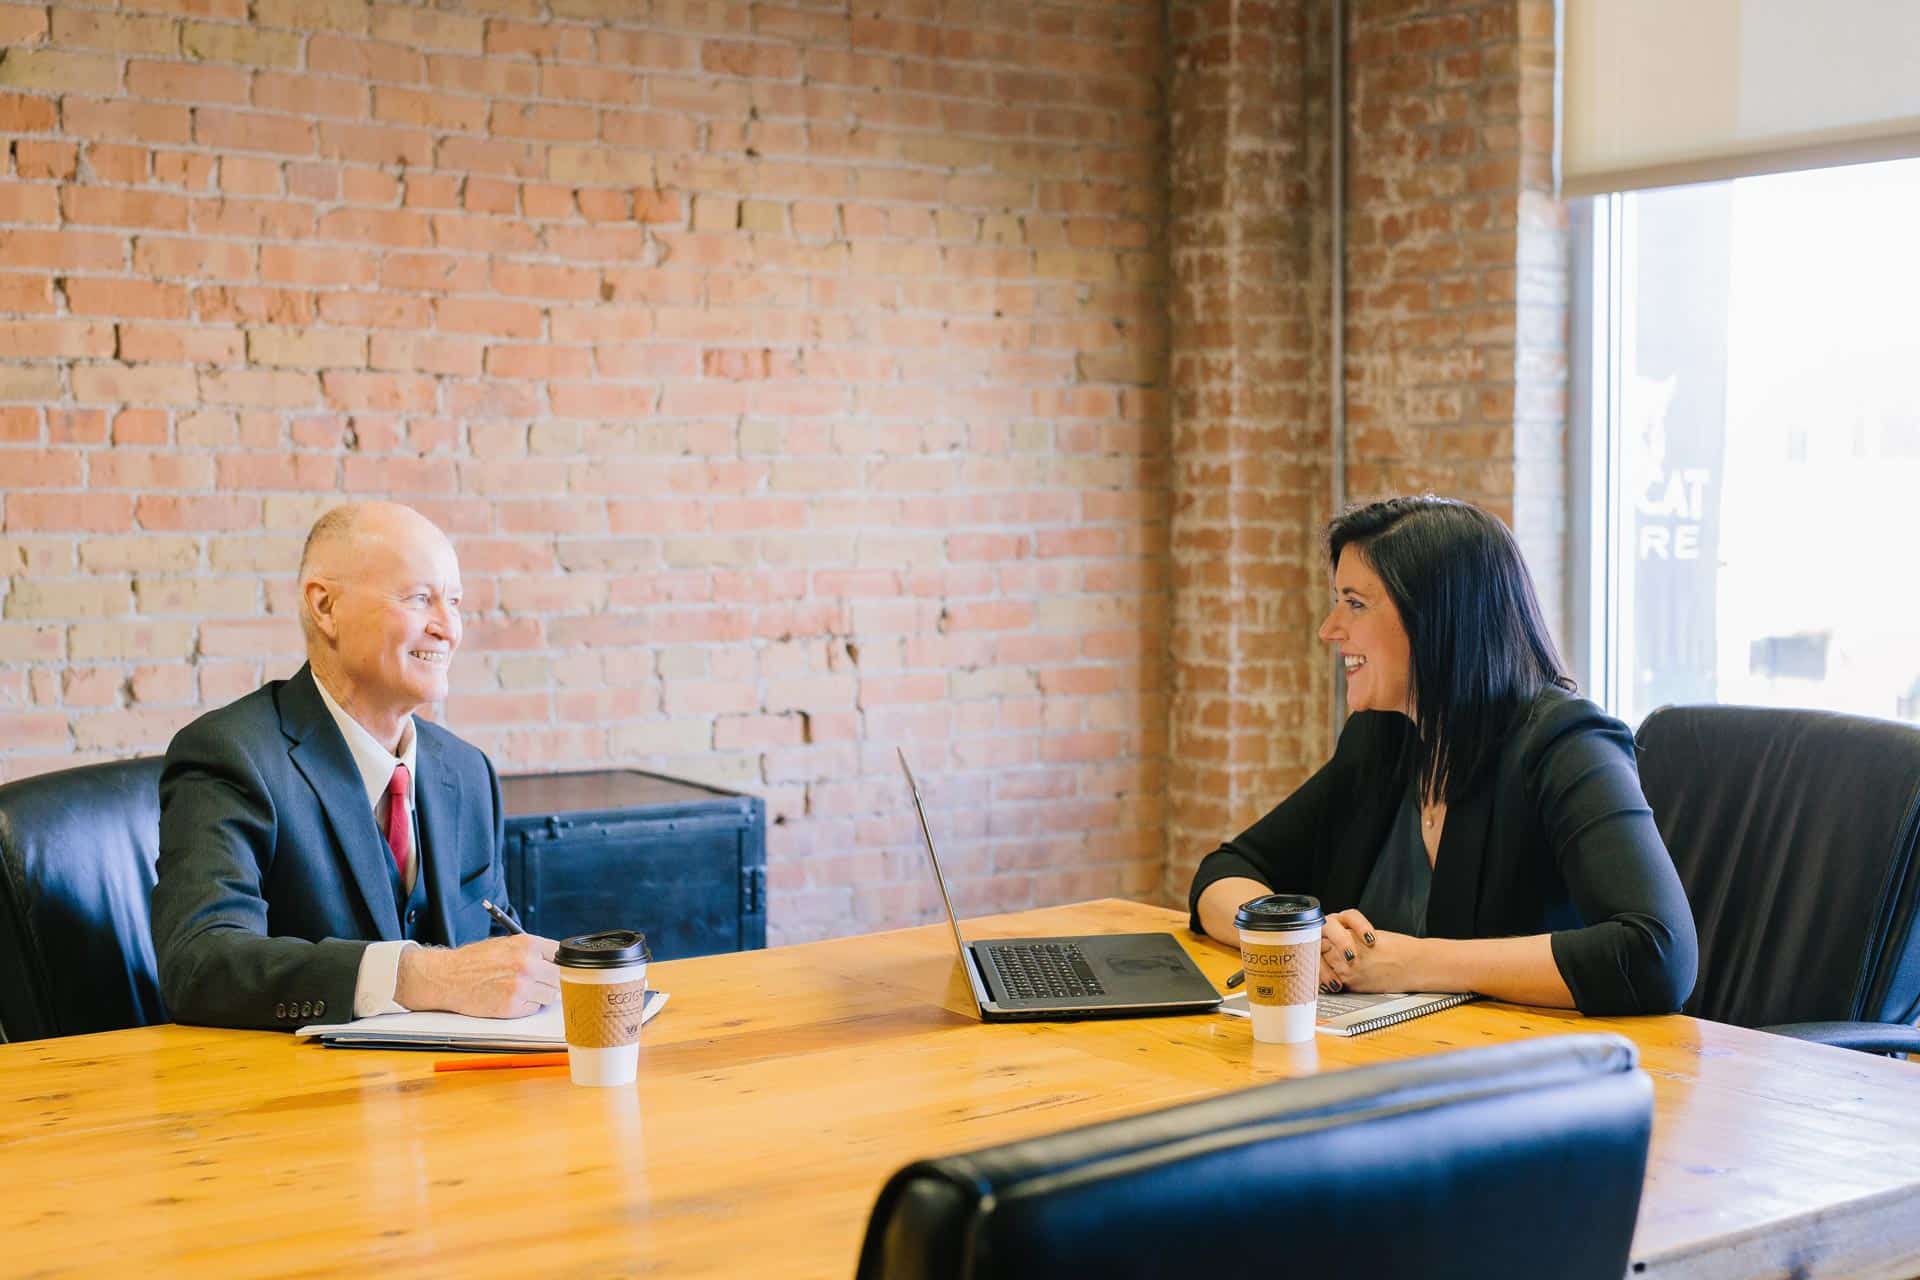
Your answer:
[1343,947,1356,962]
[1363,931,1376,946]
[1329,980,1343,992]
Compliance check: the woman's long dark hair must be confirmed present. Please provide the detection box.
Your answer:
[1327,495,1572,806]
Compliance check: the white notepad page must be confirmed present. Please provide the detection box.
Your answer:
[294,989,668,1050]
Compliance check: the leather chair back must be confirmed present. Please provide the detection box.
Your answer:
[1636,704,1920,1029]
[0,758,168,1041]
[856,1034,1651,1280]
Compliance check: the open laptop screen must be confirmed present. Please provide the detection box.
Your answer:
[897,748,973,964]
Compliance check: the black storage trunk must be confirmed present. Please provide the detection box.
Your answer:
[499,770,767,961]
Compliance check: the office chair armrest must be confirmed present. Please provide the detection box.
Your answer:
[1760,1020,1920,1056]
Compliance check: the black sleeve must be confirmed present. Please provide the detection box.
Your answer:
[1530,706,1699,1015]
[1187,716,1374,931]
[151,721,367,1030]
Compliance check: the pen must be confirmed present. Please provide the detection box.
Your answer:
[1225,969,1245,989]
[433,1052,569,1073]
[481,899,525,935]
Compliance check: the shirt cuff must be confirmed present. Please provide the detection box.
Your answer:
[354,940,420,1017]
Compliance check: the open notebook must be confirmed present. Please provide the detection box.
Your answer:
[1220,989,1475,1036]
[295,989,669,1051]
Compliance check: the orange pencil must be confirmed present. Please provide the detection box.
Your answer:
[433,1052,570,1072]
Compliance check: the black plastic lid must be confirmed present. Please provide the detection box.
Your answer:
[555,929,650,969]
[1233,894,1323,932]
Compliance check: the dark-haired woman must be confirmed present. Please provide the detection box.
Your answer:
[1189,496,1697,1015]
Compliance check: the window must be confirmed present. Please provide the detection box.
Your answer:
[1574,157,1920,726]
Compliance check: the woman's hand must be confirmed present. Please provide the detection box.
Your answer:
[1317,911,1575,1007]
[1318,908,1419,993]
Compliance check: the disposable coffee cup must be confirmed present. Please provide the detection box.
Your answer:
[1234,895,1324,1044]
[555,930,651,1087]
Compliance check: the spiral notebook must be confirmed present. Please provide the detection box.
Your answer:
[1219,989,1476,1036]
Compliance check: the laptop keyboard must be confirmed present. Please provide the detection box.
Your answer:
[987,942,1107,1001]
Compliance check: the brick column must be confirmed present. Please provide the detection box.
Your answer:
[1164,0,1336,900]
[1512,0,1572,641]
[1344,0,1572,638]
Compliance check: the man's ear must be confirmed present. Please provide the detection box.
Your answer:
[303,577,339,641]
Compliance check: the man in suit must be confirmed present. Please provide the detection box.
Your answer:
[152,502,559,1030]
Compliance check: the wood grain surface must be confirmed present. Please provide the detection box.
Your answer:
[4,899,1919,1279]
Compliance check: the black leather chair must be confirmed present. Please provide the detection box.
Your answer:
[856,1034,1651,1280]
[1636,704,1920,1055]
[0,757,168,1041]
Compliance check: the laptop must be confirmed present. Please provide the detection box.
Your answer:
[899,750,1223,1022]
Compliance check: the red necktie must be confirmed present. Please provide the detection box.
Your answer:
[385,763,411,885]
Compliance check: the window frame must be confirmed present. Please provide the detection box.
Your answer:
[1568,193,1620,714]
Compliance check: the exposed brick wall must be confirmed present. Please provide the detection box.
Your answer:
[0,0,1573,941]
[0,0,1170,945]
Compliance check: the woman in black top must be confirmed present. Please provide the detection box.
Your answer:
[1189,496,1697,1016]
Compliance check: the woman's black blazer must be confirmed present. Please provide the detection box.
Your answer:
[1188,687,1698,1015]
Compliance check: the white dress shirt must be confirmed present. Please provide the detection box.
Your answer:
[311,673,422,1017]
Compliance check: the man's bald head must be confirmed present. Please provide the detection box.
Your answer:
[299,502,452,590]
[298,503,464,741]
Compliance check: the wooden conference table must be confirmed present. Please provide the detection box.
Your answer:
[5,899,1920,1279]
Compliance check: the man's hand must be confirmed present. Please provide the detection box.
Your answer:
[395,934,560,1018]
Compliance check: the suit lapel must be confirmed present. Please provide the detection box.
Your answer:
[279,664,403,941]
[414,727,464,945]
[1427,776,1495,939]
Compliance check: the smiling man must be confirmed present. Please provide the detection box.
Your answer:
[152,502,558,1031]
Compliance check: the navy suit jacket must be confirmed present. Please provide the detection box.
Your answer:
[152,664,514,1030]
